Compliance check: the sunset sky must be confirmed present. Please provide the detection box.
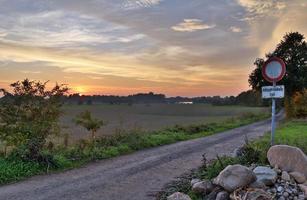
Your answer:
[0,0,306,97]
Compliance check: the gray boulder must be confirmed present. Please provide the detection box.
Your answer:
[167,192,191,200]
[253,166,277,186]
[267,145,307,177]
[213,164,256,192]
[192,180,214,194]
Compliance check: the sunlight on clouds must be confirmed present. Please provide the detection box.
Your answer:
[0,41,246,91]
[230,26,242,33]
[172,19,215,32]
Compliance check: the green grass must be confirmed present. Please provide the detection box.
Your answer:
[0,112,269,185]
[156,120,307,200]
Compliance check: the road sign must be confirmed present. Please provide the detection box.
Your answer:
[261,57,286,147]
[262,57,286,83]
[262,85,284,99]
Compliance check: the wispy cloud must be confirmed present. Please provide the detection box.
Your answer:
[122,0,163,10]
[172,19,216,32]
[230,26,242,33]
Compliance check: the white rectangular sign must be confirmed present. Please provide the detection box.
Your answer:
[262,85,285,99]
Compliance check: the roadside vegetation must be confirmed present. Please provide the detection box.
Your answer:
[0,80,269,185]
[156,120,307,200]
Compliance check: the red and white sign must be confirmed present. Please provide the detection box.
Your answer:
[262,57,286,83]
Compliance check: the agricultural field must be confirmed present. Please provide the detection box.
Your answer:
[60,104,269,143]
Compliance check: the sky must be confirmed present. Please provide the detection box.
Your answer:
[0,0,306,97]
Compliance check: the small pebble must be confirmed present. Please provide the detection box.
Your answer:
[283,192,289,197]
[277,186,284,192]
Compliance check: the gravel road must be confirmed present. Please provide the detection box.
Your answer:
[0,112,284,200]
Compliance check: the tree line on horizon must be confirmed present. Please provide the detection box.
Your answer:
[60,90,263,106]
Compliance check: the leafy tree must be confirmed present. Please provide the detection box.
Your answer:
[0,79,68,161]
[249,32,307,96]
[74,110,104,140]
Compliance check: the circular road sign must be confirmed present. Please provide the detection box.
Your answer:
[262,57,286,83]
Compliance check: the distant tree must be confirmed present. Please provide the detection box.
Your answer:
[249,32,307,96]
[74,110,105,140]
[236,90,263,106]
[0,79,68,161]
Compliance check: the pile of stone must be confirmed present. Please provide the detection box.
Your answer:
[167,145,307,200]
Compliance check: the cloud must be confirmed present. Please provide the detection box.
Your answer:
[122,0,163,10]
[0,10,144,48]
[172,19,216,32]
[230,26,242,33]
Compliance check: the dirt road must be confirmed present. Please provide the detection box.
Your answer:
[0,112,283,200]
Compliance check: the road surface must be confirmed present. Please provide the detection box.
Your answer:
[0,112,284,200]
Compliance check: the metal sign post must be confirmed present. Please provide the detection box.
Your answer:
[271,81,276,146]
[261,57,286,146]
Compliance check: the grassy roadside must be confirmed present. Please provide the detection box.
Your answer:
[156,120,307,200]
[0,112,269,185]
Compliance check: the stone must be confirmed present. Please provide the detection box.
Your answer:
[253,166,277,186]
[213,164,256,192]
[290,172,306,184]
[216,191,229,200]
[190,178,201,186]
[282,171,291,181]
[283,192,289,197]
[277,186,284,192]
[191,180,214,194]
[167,192,192,200]
[298,184,307,195]
[249,180,267,189]
[267,145,307,177]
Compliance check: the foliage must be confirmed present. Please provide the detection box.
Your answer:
[236,90,263,106]
[292,89,307,118]
[249,32,307,97]
[0,112,268,185]
[74,110,105,140]
[0,79,68,161]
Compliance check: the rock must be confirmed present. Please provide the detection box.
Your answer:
[277,186,284,192]
[267,145,307,177]
[191,180,214,194]
[216,191,229,200]
[290,172,306,184]
[283,191,289,197]
[249,180,267,189]
[282,171,291,181]
[213,164,256,192]
[206,187,223,200]
[190,178,201,186]
[298,184,307,195]
[167,192,191,200]
[253,166,277,186]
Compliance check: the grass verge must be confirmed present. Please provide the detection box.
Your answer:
[0,112,269,185]
[156,120,307,200]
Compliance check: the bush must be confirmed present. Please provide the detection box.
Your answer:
[0,79,68,162]
[292,89,307,118]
